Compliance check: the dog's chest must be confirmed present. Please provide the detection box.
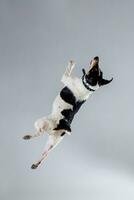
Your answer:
[53,86,86,131]
[60,86,86,120]
[70,77,90,101]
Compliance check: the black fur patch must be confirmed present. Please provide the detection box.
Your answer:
[54,119,71,132]
[74,100,86,114]
[61,100,85,123]
[54,85,86,132]
[60,86,76,106]
[61,109,73,124]
[54,100,86,132]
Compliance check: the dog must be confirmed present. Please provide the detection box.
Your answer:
[23,56,113,169]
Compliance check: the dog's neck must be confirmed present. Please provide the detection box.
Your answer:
[81,68,99,92]
[82,74,96,92]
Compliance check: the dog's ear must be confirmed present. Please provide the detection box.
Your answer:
[98,69,113,86]
[99,77,113,86]
[82,68,86,76]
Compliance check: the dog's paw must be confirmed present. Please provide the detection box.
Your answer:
[31,164,38,169]
[31,161,41,169]
[69,60,76,66]
[23,135,32,140]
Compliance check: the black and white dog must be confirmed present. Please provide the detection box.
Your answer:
[23,56,113,169]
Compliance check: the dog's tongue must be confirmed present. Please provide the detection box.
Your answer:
[94,56,99,61]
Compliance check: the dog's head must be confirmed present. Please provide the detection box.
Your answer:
[82,56,113,87]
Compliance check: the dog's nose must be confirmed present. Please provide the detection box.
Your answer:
[93,56,99,62]
[90,56,99,68]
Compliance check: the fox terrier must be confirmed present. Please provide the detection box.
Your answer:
[23,56,113,169]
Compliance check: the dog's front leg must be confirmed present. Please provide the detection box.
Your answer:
[61,60,76,84]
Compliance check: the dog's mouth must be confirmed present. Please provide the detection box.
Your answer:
[87,56,99,74]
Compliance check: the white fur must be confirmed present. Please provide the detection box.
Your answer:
[23,60,99,169]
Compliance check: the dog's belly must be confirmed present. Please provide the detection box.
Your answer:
[51,94,73,116]
[52,86,87,116]
[51,86,86,132]
[66,77,90,101]
[60,100,86,124]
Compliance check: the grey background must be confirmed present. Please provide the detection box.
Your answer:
[1,0,134,199]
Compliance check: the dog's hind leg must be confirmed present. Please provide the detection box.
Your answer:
[22,129,44,140]
[31,134,64,169]
[23,119,49,140]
